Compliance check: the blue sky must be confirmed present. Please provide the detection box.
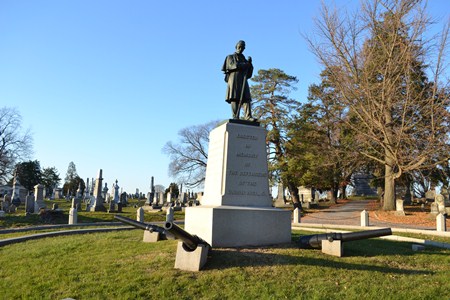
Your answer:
[1,0,448,194]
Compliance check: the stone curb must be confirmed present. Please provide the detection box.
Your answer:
[0,226,137,247]
[292,223,450,237]
[0,221,184,247]
[0,222,126,234]
[293,224,450,250]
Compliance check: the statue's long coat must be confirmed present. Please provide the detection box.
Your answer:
[222,53,253,103]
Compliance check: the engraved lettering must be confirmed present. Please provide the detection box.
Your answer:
[236,152,258,158]
[237,134,258,140]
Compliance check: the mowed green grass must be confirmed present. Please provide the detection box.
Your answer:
[0,198,184,228]
[0,230,449,300]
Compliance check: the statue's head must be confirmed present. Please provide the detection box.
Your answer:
[235,40,246,54]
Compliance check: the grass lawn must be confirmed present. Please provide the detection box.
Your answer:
[0,198,184,228]
[0,230,449,299]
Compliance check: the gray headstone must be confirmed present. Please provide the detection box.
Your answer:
[25,195,35,214]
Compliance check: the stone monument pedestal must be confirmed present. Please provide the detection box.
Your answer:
[184,121,291,248]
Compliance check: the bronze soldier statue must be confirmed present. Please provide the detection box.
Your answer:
[222,40,257,121]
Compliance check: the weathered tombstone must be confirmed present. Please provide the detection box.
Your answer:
[84,178,90,199]
[91,169,107,211]
[167,192,172,204]
[361,210,369,227]
[34,184,46,213]
[436,213,446,232]
[326,191,333,201]
[69,207,77,224]
[102,183,109,202]
[435,194,446,214]
[75,183,82,200]
[136,207,144,222]
[298,186,313,203]
[25,194,35,214]
[11,170,21,206]
[395,199,406,216]
[54,188,63,200]
[159,192,165,205]
[112,180,120,204]
[293,207,301,224]
[2,200,9,213]
[4,193,12,204]
[180,192,188,205]
[425,189,436,202]
[274,182,287,207]
[430,202,439,216]
[314,190,320,203]
[108,198,116,213]
[8,204,17,213]
[120,192,128,206]
[145,177,155,205]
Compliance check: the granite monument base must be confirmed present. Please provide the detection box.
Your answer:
[185,205,291,248]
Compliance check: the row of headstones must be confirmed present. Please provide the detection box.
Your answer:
[144,191,201,208]
[0,184,47,215]
[291,208,447,232]
[67,206,175,226]
[396,197,449,216]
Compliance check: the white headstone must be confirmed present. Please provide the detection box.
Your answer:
[34,184,46,213]
[361,210,369,227]
[69,208,77,225]
[395,199,405,216]
[91,169,106,211]
[293,207,301,224]
[436,213,446,232]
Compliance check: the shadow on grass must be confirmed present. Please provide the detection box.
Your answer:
[205,239,440,276]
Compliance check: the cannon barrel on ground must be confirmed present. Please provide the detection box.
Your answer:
[298,228,392,249]
[114,215,165,234]
[164,221,210,252]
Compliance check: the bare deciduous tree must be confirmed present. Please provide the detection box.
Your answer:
[0,107,33,183]
[163,120,220,188]
[306,0,450,210]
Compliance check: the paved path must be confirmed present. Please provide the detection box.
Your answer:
[301,200,436,230]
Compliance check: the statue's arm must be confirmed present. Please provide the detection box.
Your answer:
[247,61,253,78]
[222,55,238,73]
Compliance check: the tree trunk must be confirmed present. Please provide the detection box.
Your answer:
[383,163,396,211]
[330,183,339,204]
[286,182,300,209]
[340,185,347,199]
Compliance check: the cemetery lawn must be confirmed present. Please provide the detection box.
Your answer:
[0,230,449,299]
[0,198,184,228]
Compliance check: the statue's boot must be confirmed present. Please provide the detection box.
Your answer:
[243,102,258,122]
